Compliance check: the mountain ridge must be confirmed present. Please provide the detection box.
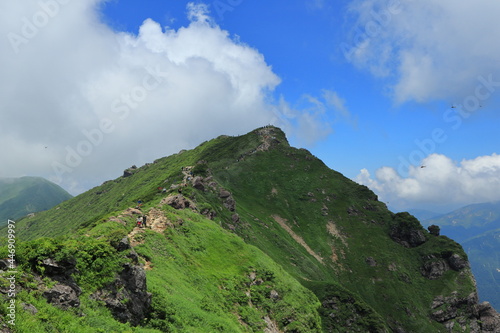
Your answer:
[1,126,499,332]
[0,176,72,226]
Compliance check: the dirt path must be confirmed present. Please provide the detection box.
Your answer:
[126,207,174,247]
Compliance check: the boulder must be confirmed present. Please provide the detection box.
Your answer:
[43,284,80,309]
[116,237,131,252]
[390,213,427,248]
[365,257,377,267]
[162,194,193,210]
[421,258,449,279]
[448,253,468,271]
[478,302,500,332]
[224,196,236,211]
[22,303,38,315]
[192,177,205,191]
[219,189,231,199]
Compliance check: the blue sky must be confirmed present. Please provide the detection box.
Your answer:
[1,0,500,213]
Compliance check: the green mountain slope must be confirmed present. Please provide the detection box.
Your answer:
[0,177,72,226]
[1,203,321,332]
[1,126,499,332]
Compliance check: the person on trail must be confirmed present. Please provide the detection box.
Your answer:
[142,215,147,228]
[136,216,142,228]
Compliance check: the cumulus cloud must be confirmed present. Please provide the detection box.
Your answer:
[356,153,500,211]
[343,0,500,104]
[0,0,330,194]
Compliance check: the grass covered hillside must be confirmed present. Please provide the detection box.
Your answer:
[0,177,72,227]
[1,126,499,332]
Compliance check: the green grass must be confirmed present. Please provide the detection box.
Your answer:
[0,126,484,332]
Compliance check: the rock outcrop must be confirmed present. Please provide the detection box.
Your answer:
[389,212,427,248]
[43,284,80,309]
[91,263,152,326]
[161,194,195,210]
[421,252,469,279]
[40,258,81,309]
[431,292,500,332]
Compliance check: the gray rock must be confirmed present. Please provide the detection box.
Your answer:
[421,258,449,279]
[219,189,231,198]
[43,284,80,309]
[91,263,151,326]
[224,196,236,211]
[428,292,500,332]
[365,257,377,267]
[192,177,205,191]
[270,290,280,300]
[448,253,469,271]
[116,237,131,252]
[478,302,500,333]
[163,194,193,210]
[22,303,38,315]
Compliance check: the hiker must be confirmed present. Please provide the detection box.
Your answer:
[142,215,147,228]
[136,216,142,228]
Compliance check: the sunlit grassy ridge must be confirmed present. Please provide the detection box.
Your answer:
[0,126,481,332]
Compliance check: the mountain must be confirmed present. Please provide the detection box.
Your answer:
[1,126,499,332]
[0,176,72,226]
[424,201,500,242]
[462,229,500,311]
[424,202,500,310]
[406,208,442,222]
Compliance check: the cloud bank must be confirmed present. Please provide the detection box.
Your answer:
[356,153,500,211]
[0,1,330,194]
[343,0,500,104]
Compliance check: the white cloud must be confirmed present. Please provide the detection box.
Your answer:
[356,153,500,211]
[272,89,356,146]
[0,1,329,194]
[344,0,500,104]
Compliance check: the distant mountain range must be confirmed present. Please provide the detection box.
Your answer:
[421,202,500,310]
[0,176,72,226]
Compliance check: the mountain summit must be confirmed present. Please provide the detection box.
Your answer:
[0,176,72,226]
[1,126,499,332]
